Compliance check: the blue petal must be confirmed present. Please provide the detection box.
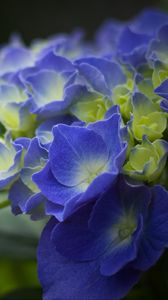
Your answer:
[45,200,65,220]
[36,52,75,73]
[24,137,48,168]
[77,62,111,96]
[133,185,168,271]
[50,124,109,187]
[33,162,80,206]
[89,176,150,232]
[0,46,34,75]
[52,203,109,261]
[14,137,31,150]
[38,218,141,300]
[95,20,123,55]
[26,70,67,106]
[52,176,148,270]
[88,114,127,171]
[100,215,143,276]
[36,115,77,145]
[63,172,117,220]
[75,57,126,90]
[10,178,35,214]
[34,84,90,119]
[118,27,150,54]
[155,79,168,100]
[157,24,168,43]
[130,9,168,36]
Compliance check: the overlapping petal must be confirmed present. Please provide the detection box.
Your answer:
[9,137,48,219]
[33,114,127,220]
[38,176,168,299]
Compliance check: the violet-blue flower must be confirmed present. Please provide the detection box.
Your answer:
[33,113,127,220]
[38,176,168,300]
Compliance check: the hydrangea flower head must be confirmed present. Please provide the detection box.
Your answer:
[2,9,168,300]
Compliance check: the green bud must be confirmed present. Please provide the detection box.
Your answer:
[123,136,168,182]
[131,93,167,141]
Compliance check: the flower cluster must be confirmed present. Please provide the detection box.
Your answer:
[1,8,168,300]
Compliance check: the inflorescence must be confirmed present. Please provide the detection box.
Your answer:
[1,8,168,300]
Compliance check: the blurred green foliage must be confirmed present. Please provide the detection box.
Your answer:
[160,0,168,11]
[0,260,39,297]
[0,208,46,299]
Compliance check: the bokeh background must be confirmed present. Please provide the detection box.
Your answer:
[0,0,167,44]
[1,0,168,299]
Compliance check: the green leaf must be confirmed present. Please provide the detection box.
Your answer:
[0,288,42,300]
[0,192,10,209]
[0,207,46,259]
[0,260,40,297]
[0,208,47,297]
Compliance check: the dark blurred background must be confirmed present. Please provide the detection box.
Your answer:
[0,0,167,44]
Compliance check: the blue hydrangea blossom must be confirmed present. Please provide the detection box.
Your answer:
[33,114,127,220]
[1,8,168,300]
[38,177,168,300]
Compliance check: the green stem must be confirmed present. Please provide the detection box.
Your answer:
[0,200,10,209]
